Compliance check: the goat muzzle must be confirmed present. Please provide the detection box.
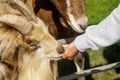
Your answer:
[56,44,65,54]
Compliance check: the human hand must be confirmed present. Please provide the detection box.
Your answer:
[62,41,79,60]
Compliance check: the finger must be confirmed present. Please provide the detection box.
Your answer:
[67,57,74,60]
[62,53,68,59]
[62,53,74,60]
[62,44,68,49]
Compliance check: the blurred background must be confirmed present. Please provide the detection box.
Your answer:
[58,0,120,80]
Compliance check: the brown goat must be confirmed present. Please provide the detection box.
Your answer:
[35,0,88,39]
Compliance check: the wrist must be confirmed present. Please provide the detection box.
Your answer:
[70,41,79,54]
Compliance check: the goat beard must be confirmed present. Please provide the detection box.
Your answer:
[17,50,58,80]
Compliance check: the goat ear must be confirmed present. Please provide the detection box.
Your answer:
[0,39,20,65]
[0,14,33,34]
[0,39,14,62]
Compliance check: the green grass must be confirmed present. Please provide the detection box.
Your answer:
[85,1,120,80]
[86,0,120,25]
[86,43,120,80]
[86,48,120,80]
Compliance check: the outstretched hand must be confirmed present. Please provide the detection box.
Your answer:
[62,41,79,60]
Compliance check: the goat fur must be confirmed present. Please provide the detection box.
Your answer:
[0,0,61,80]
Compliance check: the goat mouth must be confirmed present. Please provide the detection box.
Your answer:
[45,55,63,61]
[67,20,85,34]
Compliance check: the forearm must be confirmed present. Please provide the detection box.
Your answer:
[75,4,120,52]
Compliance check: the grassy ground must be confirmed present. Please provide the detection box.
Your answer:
[58,0,120,80]
[86,0,120,25]
[85,43,120,80]
[85,0,120,80]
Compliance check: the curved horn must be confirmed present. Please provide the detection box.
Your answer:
[6,0,37,22]
[0,14,33,34]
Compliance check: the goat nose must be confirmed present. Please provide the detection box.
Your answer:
[56,44,65,54]
[79,24,87,30]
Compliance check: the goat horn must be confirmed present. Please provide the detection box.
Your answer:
[0,14,33,34]
[5,0,37,22]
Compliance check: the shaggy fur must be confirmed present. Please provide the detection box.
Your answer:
[0,0,87,80]
[0,0,63,80]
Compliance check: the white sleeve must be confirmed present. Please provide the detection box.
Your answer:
[75,4,120,52]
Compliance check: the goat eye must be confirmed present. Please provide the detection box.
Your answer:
[26,40,36,46]
[26,40,33,45]
[26,40,41,48]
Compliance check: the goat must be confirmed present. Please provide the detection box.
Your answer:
[35,0,87,80]
[35,0,88,39]
[0,0,64,80]
[51,0,88,33]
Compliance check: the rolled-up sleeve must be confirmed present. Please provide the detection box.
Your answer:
[75,4,120,52]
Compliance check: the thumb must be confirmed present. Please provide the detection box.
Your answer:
[62,44,69,49]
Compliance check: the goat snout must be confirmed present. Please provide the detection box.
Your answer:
[77,16,88,30]
[56,44,65,54]
[79,24,87,30]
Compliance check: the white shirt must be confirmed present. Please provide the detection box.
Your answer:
[75,4,120,52]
